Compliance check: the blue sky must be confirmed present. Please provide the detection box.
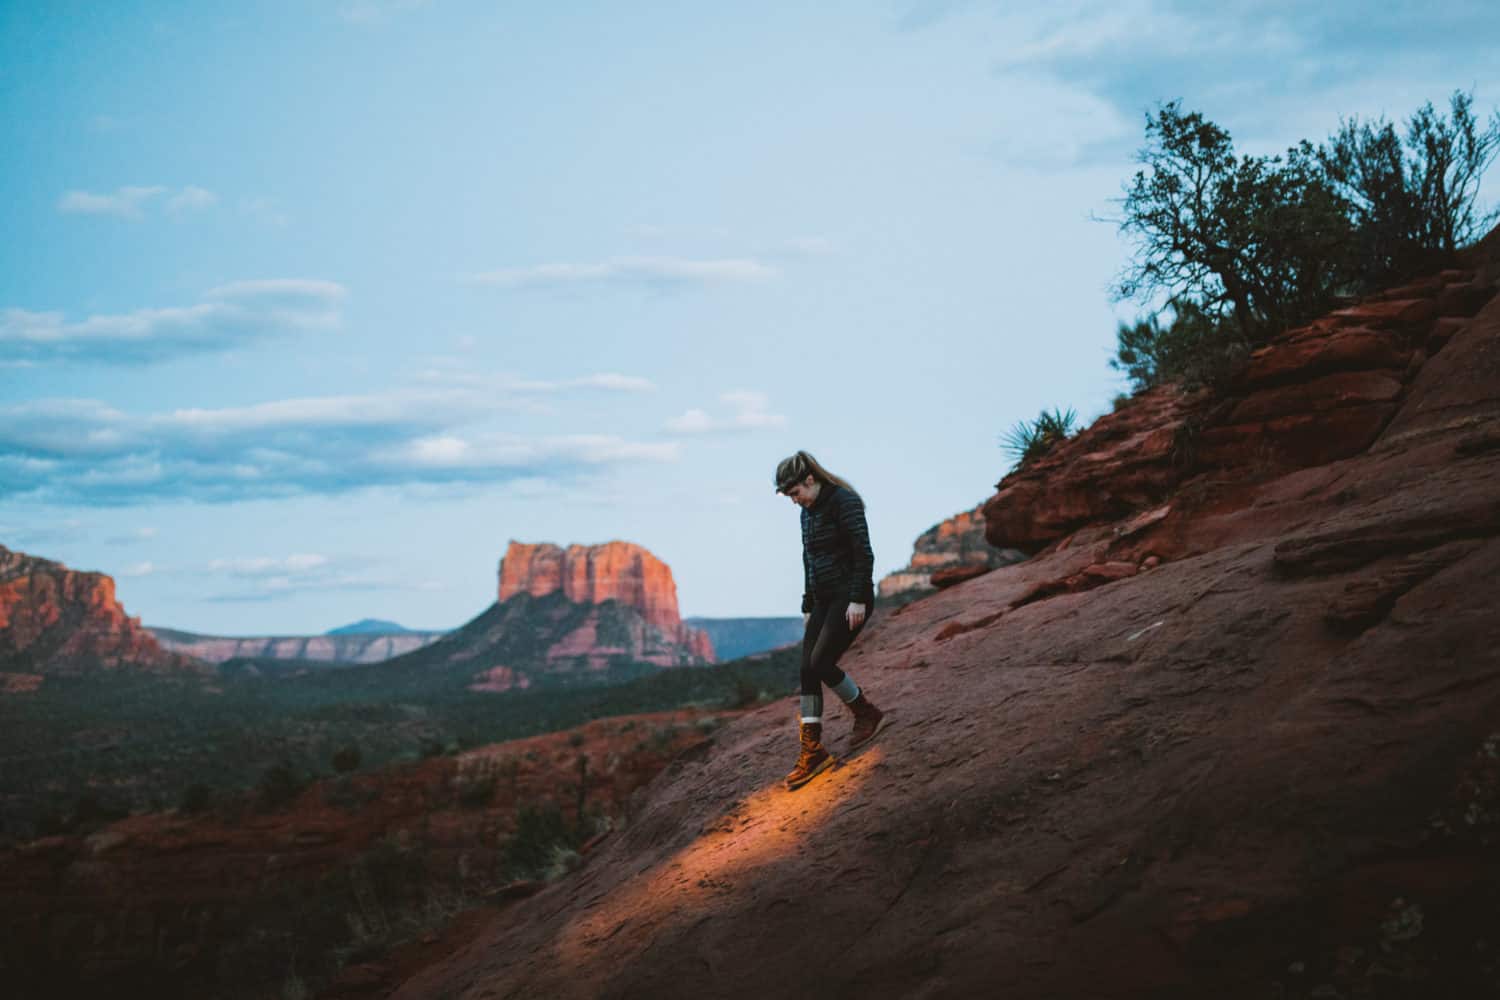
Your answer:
[3,0,1498,634]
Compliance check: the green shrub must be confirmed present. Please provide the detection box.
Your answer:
[1112,298,1249,393]
[72,791,129,829]
[726,674,762,709]
[179,783,215,814]
[505,801,577,877]
[456,774,497,809]
[1001,407,1078,468]
[256,761,309,812]
[331,745,362,774]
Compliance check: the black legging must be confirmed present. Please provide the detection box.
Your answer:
[800,599,870,712]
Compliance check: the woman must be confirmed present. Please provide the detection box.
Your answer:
[774,450,886,790]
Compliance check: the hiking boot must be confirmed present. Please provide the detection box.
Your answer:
[847,693,886,751]
[784,721,834,790]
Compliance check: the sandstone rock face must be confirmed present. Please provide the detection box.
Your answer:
[984,265,1498,554]
[983,387,1205,553]
[499,540,681,631]
[878,505,1026,599]
[496,540,714,668]
[0,546,205,683]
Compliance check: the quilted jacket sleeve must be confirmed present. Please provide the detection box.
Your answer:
[837,490,874,604]
[800,509,814,613]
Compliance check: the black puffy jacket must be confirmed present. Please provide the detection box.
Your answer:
[800,484,875,613]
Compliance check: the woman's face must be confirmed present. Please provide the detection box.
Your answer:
[784,475,820,509]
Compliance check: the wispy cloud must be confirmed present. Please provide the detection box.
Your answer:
[0,383,679,506]
[1,279,347,366]
[899,3,1500,169]
[0,519,85,551]
[58,185,168,219]
[200,551,412,601]
[209,553,329,576]
[104,526,158,545]
[467,256,777,291]
[120,560,155,577]
[666,389,788,435]
[58,184,220,220]
[240,196,291,228]
[167,186,218,214]
[781,236,837,256]
[413,368,656,394]
[976,2,1500,149]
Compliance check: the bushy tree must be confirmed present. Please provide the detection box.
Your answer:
[1111,90,1499,395]
[1112,298,1247,393]
[1113,102,1354,344]
[1320,89,1500,288]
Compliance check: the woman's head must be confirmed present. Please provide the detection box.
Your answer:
[774,450,855,506]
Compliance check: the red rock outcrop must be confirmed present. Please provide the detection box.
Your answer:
[0,546,206,684]
[878,505,1027,598]
[382,252,1500,999]
[983,266,1496,554]
[982,387,1204,553]
[496,540,714,666]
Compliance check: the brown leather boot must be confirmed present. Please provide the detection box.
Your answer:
[847,693,885,751]
[784,721,834,790]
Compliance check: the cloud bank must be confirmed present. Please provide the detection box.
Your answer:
[666,390,788,434]
[0,381,677,506]
[1,280,347,366]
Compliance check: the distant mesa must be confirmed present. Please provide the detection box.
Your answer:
[499,539,684,633]
[326,618,419,635]
[0,545,208,687]
[380,539,718,694]
[498,539,714,662]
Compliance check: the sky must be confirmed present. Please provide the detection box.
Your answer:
[3,0,1498,634]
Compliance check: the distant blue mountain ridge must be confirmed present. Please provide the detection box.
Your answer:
[325,618,417,635]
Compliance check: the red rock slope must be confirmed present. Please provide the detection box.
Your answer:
[0,546,205,686]
[390,261,1500,998]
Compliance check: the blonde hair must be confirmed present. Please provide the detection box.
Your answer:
[774,450,857,496]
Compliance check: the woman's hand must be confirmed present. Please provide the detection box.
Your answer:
[845,602,866,630]
[803,612,811,629]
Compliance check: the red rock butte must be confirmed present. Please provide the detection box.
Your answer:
[497,540,684,634]
[0,545,205,679]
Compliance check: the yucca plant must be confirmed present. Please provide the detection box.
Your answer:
[1001,407,1078,468]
